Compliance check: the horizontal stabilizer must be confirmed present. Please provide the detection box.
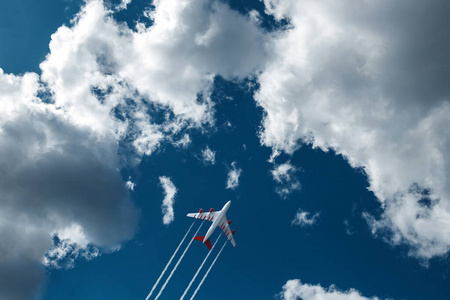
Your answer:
[193,236,212,250]
[204,238,212,250]
[193,236,204,242]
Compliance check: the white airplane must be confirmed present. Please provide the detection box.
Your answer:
[186,200,236,250]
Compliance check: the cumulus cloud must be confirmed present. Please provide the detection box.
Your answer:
[278,279,381,300]
[201,146,216,165]
[291,209,319,227]
[226,162,242,189]
[257,0,450,259]
[159,176,177,225]
[40,0,266,158]
[0,69,138,299]
[271,162,301,198]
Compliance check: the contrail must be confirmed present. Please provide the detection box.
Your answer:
[145,221,195,300]
[179,235,222,300]
[189,240,227,300]
[154,222,204,300]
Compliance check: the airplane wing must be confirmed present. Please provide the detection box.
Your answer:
[218,215,236,247]
[186,211,219,222]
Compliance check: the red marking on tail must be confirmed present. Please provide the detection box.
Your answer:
[204,239,212,250]
[193,236,212,250]
[194,236,204,242]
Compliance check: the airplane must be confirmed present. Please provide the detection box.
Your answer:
[186,200,236,250]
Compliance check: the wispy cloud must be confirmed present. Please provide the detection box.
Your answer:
[271,162,301,198]
[278,279,381,300]
[44,227,100,270]
[116,0,132,11]
[291,209,319,227]
[226,162,242,190]
[126,179,136,191]
[344,219,355,235]
[201,146,216,165]
[173,134,191,149]
[159,177,177,225]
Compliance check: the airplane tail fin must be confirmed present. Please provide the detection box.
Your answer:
[193,236,212,250]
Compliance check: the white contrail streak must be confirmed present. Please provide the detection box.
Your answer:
[145,221,195,300]
[189,240,227,300]
[154,222,204,300]
[179,235,222,300]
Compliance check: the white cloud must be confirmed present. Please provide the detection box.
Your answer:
[226,162,242,189]
[257,0,450,259]
[272,163,297,183]
[159,176,177,225]
[271,162,301,198]
[126,180,136,191]
[0,68,138,299]
[248,10,261,24]
[117,0,132,11]
[201,146,216,165]
[278,279,381,300]
[128,0,265,121]
[344,219,355,235]
[40,0,266,158]
[43,224,101,269]
[291,209,319,227]
[173,134,191,149]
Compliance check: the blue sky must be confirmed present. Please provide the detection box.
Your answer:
[0,1,449,300]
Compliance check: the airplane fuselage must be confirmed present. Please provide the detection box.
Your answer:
[203,200,231,243]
